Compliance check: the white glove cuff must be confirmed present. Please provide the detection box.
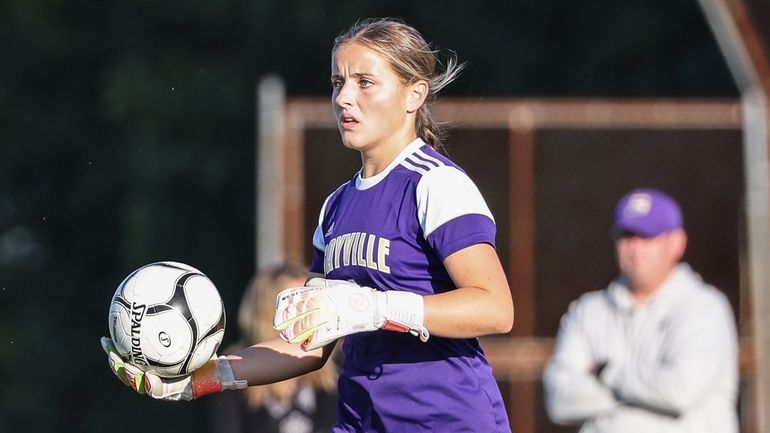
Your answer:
[377,291,430,342]
[217,357,248,391]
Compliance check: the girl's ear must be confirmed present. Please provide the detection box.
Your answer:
[406,81,429,113]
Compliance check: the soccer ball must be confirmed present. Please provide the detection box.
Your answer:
[107,261,225,378]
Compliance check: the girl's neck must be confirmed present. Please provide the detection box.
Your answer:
[360,133,417,178]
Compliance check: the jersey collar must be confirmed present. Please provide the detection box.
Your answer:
[355,138,426,190]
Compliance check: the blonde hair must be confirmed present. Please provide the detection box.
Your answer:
[234,262,337,407]
[333,17,465,149]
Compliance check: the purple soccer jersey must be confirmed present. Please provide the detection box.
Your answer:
[310,139,512,433]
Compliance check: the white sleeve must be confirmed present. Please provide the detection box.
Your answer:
[543,299,619,424]
[601,291,738,416]
[415,166,494,238]
[312,192,334,252]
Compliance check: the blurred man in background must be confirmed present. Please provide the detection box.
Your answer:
[543,188,739,433]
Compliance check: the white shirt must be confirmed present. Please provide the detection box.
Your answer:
[543,263,739,433]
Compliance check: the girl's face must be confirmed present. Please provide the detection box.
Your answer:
[331,43,419,154]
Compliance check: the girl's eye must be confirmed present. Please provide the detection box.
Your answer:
[359,79,373,88]
[331,79,343,88]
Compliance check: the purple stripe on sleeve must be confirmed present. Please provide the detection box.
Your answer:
[426,214,497,261]
[403,157,432,172]
[411,151,441,167]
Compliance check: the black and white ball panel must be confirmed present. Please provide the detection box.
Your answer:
[108,261,225,377]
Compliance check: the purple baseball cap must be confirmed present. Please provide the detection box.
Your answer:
[613,188,683,237]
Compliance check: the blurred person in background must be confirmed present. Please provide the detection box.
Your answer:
[208,262,338,433]
[543,187,739,433]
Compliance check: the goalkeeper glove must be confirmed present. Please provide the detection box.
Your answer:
[100,337,246,401]
[273,278,429,351]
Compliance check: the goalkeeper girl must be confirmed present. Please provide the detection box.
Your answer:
[103,17,514,433]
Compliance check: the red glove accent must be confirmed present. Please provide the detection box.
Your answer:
[191,360,224,398]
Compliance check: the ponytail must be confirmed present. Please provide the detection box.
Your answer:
[417,53,465,150]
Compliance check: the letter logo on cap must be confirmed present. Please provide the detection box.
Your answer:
[625,193,652,217]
